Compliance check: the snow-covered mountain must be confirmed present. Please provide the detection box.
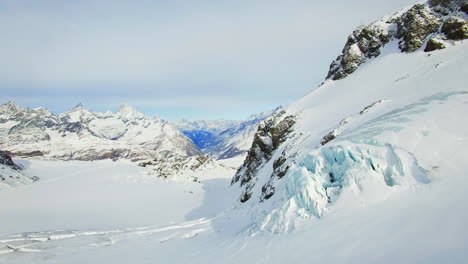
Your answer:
[176,108,280,159]
[1,1,468,263]
[0,102,202,161]
[232,0,468,232]
[0,151,38,189]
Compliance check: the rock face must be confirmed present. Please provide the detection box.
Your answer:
[442,17,468,39]
[396,4,440,52]
[326,25,391,80]
[0,151,38,189]
[0,151,21,170]
[326,0,467,80]
[231,110,296,203]
[176,108,279,160]
[425,37,447,51]
[0,102,202,161]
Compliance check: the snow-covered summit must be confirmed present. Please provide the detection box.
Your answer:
[116,104,146,122]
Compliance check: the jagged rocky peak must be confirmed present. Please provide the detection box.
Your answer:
[326,0,468,81]
[72,103,84,110]
[0,101,21,118]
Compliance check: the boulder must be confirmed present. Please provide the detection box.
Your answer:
[442,17,468,40]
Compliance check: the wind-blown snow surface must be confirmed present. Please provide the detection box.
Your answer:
[1,41,467,263]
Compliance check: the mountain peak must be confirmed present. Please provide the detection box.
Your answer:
[72,103,84,111]
[0,101,20,113]
[117,104,145,120]
[1,101,18,108]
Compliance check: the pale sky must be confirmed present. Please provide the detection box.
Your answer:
[0,0,418,120]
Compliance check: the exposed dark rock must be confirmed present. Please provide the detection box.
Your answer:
[232,111,296,203]
[6,150,44,158]
[462,1,468,14]
[65,122,84,133]
[326,25,391,80]
[321,130,337,145]
[424,38,447,51]
[240,188,252,203]
[0,151,22,170]
[442,17,468,39]
[397,4,441,52]
[273,156,287,171]
[260,183,275,201]
[429,0,465,12]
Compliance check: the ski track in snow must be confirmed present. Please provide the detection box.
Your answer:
[0,217,213,257]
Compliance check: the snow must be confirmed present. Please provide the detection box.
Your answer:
[1,5,467,263]
[88,118,127,140]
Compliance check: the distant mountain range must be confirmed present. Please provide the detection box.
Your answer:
[0,102,202,161]
[0,101,277,163]
[176,107,281,159]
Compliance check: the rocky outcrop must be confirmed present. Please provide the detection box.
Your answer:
[0,151,22,170]
[442,17,468,39]
[326,0,467,80]
[0,151,38,189]
[396,4,441,52]
[327,25,391,80]
[424,37,447,51]
[232,110,296,203]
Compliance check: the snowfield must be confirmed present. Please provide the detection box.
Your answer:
[1,40,467,263]
[1,1,468,262]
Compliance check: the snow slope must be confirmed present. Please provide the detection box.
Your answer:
[233,44,468,230]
